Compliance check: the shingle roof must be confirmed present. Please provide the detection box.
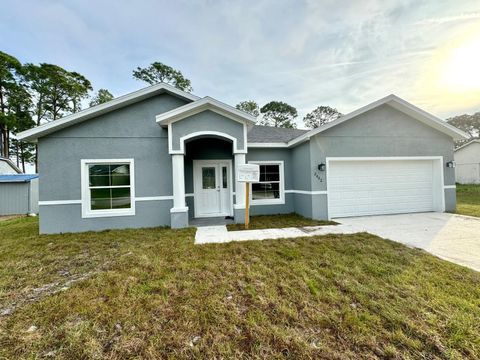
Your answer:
[0,174,38,183]
[247,125,309,143]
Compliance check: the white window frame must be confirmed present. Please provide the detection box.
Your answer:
[81,159,136,218]
[248,160,285,205]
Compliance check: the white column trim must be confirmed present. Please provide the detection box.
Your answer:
[234,153,246,208]
[171,154,187,212]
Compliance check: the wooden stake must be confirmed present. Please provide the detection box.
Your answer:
[245,182,250,229]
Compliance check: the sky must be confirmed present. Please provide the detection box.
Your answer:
[1,0,480,128]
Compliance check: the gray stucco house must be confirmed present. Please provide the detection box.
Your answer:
[18,83,468,234]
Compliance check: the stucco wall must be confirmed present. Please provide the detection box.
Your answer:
[38,93,187,233]
[170,111,245,152]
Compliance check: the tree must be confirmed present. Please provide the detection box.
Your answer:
[236,100,260,118]
[24,63,92,171]
[89,88,114,107]
[8,85,35,172]
[259,101,298,128]
[447,113,480,146]
[0,51,26,158]
[132,62,193,91]
[303,106,342,129]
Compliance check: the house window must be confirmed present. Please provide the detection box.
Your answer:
[249,161,284,205]
[81,159,135,218]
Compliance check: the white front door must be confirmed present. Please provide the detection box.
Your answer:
[194,160,232,218]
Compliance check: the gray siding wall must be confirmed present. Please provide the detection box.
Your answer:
[308,104,456,218]
[171,111,245,151]
[38,94,188,233]
[291,141,313,218]
[0,182,30,215]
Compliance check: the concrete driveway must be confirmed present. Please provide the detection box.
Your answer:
[337,212,480,272]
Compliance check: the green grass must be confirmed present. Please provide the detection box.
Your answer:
[226,213,336,231]
[456,184,480,218]
[1,218,479,359]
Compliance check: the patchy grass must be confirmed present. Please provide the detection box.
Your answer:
[0,218,479,359]
[456,184,480,218]
[227,213,336,231]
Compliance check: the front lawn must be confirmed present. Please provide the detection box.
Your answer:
[0,218,479,359]
[456,184,480,217]
[227,213,336,231]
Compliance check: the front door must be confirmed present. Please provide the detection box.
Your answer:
[193,160,232,218]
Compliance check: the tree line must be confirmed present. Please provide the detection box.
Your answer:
[0,56,193,172]
[1,52,478,173]
[235,100,342,129]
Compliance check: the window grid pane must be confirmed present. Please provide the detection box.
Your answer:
[251,163,281,201]
[88,163,132,211]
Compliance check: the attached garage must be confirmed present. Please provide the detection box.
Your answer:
[326,157,445,218]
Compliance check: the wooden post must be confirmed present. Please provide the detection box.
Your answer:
[245,182,250,229]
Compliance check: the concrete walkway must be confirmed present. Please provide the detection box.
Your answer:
[194,224,361,244]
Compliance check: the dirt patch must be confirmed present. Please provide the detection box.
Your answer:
[0,271,99,317]
[0,215,25,222]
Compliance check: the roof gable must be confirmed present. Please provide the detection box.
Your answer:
[289,94,469,146]
[156,96,256,127]
[455,139,480,152]
[17,83,199,142]
[0,157,22,174]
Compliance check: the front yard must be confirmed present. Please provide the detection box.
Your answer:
[1,217,479,359]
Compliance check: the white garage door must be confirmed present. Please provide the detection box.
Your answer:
[328,158,442,218]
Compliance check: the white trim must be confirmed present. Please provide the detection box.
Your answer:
[248,160,285,206]
[39,200,82,206]
[284,189,327,195]
[171,154,186,211]
[81,158,136,218]
[444,185,456,189]
[454,139,480,152]
[156,96,256,126]
[247,142,289,148]
[170,131,246,155]
[17,83,199,141]
[136,196,173,201]
[186,193,194,197]
[170,207,188,213]
[193,159,233,218]
[288,94,469,147]
[40,194,194,205]
[234,153,246,208]
[325,156,445,220]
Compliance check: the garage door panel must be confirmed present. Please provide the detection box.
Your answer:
[328,159,437,218]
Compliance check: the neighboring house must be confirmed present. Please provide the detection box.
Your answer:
[18,83,468,234]
[0,156,22,175]
[454,140,480,184]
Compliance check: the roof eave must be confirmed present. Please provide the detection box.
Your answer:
[288,94,469,145]
[17,83,200,142]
